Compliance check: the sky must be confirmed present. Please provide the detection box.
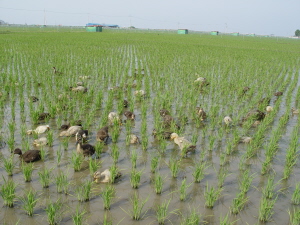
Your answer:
[0,0,299,36]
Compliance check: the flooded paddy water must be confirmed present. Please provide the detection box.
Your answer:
[0,29,300,224]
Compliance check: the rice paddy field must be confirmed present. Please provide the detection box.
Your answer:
[0,27,300,225]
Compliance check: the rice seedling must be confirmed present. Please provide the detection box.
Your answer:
[109,164,120,184]
[101,184,116,210]
[130,169,143,189]
[151,155,160,173]
[102,212,113,225]
[47,130,54,146]
[56,148,63,165]
[179,178,191,201]
[258,196,277,222]
[219,213,236,225]
[204,183,223,208]
[40,146,46,161]
[239,169,255,194]
[45,199,63,225]
[129,192,149,220]
[19,189,38,216]
[21,162,34,182]
[111,144,120,164]
[0,177,17,207]
[2,156,15,176]
[169,158,180,178]
[55,172,70,194]
[72,206,86,225]
[75,179,92,202]
[292,183,300,205]
[141,134,148,151]
[38,167,52,188]
[131,149,138,169]
[156,198,171,225]
[262,175,276,199]
[111,126,120,143]
[89,158,102,175]
[230,192,249,214]
[288,208,300,225]
[192,161,207,183]
[217,168,229,188]
[180,208,201,225]
[154,172,164,194]
[95,141,104,157]
[62,137,69,150]
[6,135,15,152]
[71,152,84,172]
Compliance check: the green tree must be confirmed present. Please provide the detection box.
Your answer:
[295,29,300,37]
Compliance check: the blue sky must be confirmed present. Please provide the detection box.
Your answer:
[0,0,299,36]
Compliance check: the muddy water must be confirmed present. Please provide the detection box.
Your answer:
[0,99,297,225]
[0,67,299,224]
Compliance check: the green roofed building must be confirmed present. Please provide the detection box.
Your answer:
[211,31,219,35]
[178,29,188,34]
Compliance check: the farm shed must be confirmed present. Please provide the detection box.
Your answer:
[211,31,219,35]
[231,32,239,36]
[178,29,188,34]
[86,24,103,32]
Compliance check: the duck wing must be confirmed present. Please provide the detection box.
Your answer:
[22,150,41,163]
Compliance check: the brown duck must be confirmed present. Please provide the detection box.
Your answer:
[14,148,41,163]
[96,126,109,143]
[124,111,135,120]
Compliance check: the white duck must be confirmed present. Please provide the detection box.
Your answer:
[128,134,140,144]
[134,90,146,97]
[223,116,233,126]
[266,106,273,113]
[170,133,196,155]
[108,112,121,124]
[33,137,48,146]
[27,125,50,135]
[94,169,111,183]
[59,126,82,137]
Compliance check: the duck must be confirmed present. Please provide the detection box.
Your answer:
[76,81,84,86]
[292,107,299,115]
[162,115,180,129]
[76,141,95,157]
[224,116,233,126]
[27,125,50,135]
[152,129,172,139]
[70,86,87,93]
[52,67,63,75]
[75,130,89,142]
[93,169,122,183]
[33,137,48,147]
[96,126,109,143]
[79,75,90,79]
[128,134,140,144]
[266,106,273,113]
[124,111,135,120]
[38,112,50,120]
[159,109,171,117]
[274,91,283,96]
[170,133,196,156]
[242,86,250,94]
[14,148,41,163]
[252,120,261,127]
[123,100,129,108]
[195,107,207,121]
[108,112,121,124]
[242,110,265,122]
[258,97,271,106]
[239,137,252,143]
[60,123,70,130]
[28,96,39,102]
[194,77,209,87]
[59,125,82,137]
[134,90,146,97]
